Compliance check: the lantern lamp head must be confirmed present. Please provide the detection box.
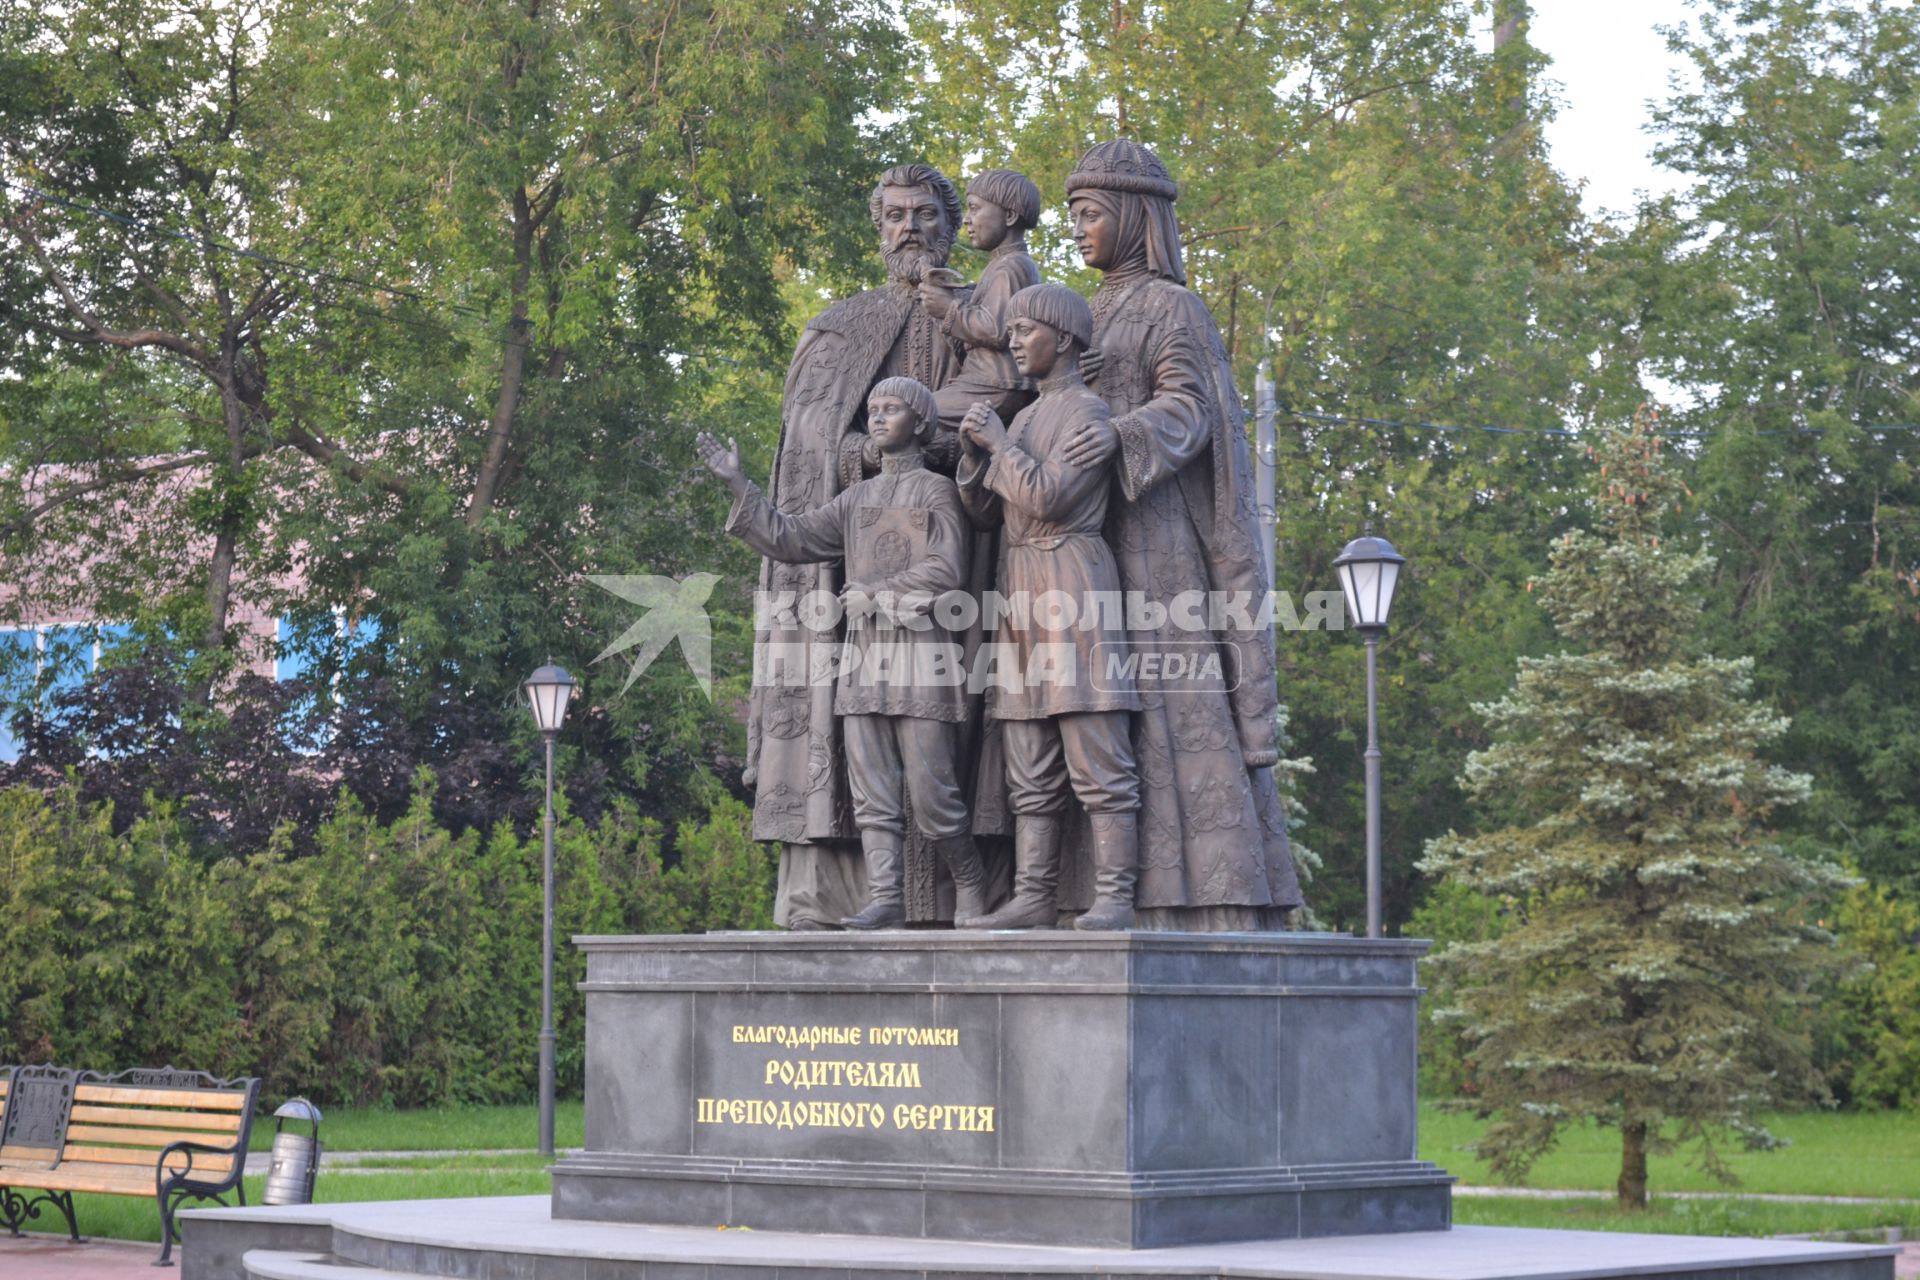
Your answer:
[1332,528,1407,636]
[524,664,577,735]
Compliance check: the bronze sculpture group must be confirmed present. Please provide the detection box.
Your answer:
[696,142,1304,933]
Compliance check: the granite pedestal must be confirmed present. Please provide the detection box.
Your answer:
[549,931,1452,1248]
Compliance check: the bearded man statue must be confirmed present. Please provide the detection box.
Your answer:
[1057,140,1305,929]
[745,163,1002,930]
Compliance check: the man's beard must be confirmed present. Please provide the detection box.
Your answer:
[883,235,952,285]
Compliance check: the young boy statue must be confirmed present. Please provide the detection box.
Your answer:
[697,377,990,930]
[955,284,1143,931]
[918,168,1044,435]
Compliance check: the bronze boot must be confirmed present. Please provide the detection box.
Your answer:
[972,814,1061,929]
[1074,811,1138,931]
[938,834,991,928]
[841,829,905,930]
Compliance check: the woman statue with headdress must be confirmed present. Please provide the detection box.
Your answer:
[1058,139,1304,929]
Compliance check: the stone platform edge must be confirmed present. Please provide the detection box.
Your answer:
[551,1151,1457,1196]
[177,1196,1899,1280]
[551,1152,1457,1248]
[567,929,1433,997]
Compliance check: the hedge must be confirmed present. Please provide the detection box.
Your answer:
[0,774,772,1106]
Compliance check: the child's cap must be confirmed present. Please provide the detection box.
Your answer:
[1007,283,1094,349]
[868,376,939,435]
[967,169,1042,230]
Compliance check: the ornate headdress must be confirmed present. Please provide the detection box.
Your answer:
[1064,140,1187,285]
[1065,140,1179,201]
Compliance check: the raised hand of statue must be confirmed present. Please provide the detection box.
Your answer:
[1062,416,1118,469]
[960,401,1008,454]
[1080,345,1103,383]
[695,431,744,483]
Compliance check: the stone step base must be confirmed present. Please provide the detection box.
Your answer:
[188,1195,1900,1280]
[552,1151,1456,1247]
[242,1251,389,1280]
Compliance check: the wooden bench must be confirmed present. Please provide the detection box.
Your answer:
[0,1064,260,1266]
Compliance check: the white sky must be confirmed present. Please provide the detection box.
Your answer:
[1527,1,1699,219]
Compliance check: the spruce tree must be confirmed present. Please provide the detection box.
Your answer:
[1420,411,1849,1210]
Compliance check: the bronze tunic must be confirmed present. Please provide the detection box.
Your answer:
[956,370,1140,722]
[941,243,1041,395]
[1088,273,1302,920]
[728,450,970,725]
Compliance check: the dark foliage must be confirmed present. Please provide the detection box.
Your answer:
[0,646,613,857]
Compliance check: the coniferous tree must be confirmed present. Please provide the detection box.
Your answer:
[1420,411,1850,1209]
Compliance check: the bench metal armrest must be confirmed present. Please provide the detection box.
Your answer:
[155,1139,240,1192]
[155,1137,245,1267]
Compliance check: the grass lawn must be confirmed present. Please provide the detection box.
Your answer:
[1455,1195,1920,1239]
[18,1099,1915,1246]
[244,1101,584,1152]
[1420,1102,1920,1200]
[339,1151,557,1170]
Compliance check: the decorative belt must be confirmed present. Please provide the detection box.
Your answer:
[1004,531,1103,551]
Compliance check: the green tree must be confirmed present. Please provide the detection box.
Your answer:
[0,0,910,842]
[0,786,243,1072]
[905,0,1597,927]
[226,836,336,1101]
[1421,412,1849,1208]
[1406,881,1507,1096]
[0,0,313,693]
[1825,879,1920,1108]
[663,789,777,933]
[1636,0,1920,894]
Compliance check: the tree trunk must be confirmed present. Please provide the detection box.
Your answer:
[184,525,239,705]
[1617,1116,1649,1210]
[187,363,258,704]
[467,186,535,528]
[1493,0,1528,49]
[1492,0,1531,140]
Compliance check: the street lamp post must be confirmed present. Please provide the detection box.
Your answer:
[523,664,576,1157]
[1332,528,1406,939]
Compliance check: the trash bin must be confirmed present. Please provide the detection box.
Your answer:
[262,1097,323,1206]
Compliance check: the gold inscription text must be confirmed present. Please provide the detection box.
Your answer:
[764,1059,923,1090]
[731,1024,864,1049]
[891,1103,996,1132]
[868,1025,961,1047]
[694,1097,995,1133]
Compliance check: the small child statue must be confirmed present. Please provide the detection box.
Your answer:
[919,168,1044,435]
[955,284,1144,931]
[697,378,991,930]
